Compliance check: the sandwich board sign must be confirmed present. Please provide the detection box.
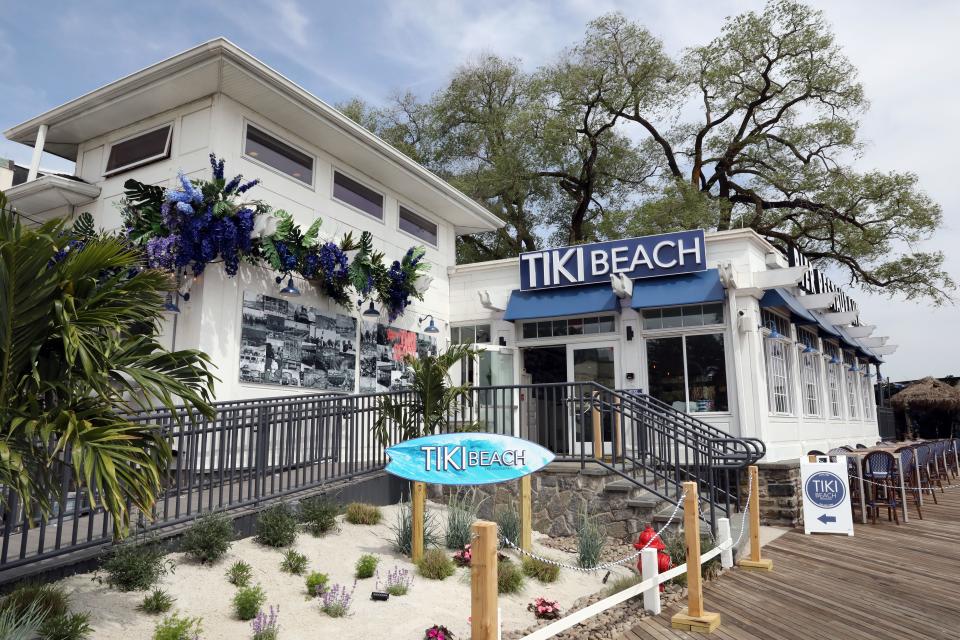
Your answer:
[800,455,854,536]
[385,432,554,485]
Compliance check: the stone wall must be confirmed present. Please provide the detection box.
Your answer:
[743,460,803,527]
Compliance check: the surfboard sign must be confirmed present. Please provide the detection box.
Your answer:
[385,433,555,485]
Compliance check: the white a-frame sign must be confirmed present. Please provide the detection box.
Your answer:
[801,455,854,536]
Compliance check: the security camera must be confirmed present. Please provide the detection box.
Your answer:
[738,310,745,317]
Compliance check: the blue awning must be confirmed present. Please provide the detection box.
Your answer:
[759,288,817,325]
[630,269,725,310]
[503,284,620,321]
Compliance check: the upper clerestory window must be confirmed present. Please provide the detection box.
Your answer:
[104,124,173,176]
[244,124,313,185]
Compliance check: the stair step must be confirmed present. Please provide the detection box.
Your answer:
[626,495,661,510]
[603,480,638,493]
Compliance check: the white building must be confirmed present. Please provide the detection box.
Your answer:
[3,39,890,462]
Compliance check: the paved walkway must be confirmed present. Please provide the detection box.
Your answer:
[622,484,960,640]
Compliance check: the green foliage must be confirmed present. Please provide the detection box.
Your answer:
[1,584,91,640]
[576,512,606,569]
[180,512,233,564]
[521,556,560,583]
[99,537,174,591]
[374,345,482,446]
[0,212,215,536]
[152,613,203,640]
[280,549,309,575]
[390,497,440,556]
[497,558,525,594]
[604,572,643,597]
[495,506,521,548]
[355,554,379,579]
[225,560,253,587]
[138,589,175,615]
[298,496,339,536]
[1,584,70,622]
[344,502,382,525]
[255,503,298,547]
[231,585,266,621]
[416,549,456,581]
[0,601,45,640]
[38,612,92,640]
[305,571,330,597]
[445,490,482,550]
[663,533,721,587]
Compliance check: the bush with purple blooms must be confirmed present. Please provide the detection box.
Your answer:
[250,606,279,640]
[385,247,428,321]
[377,565,413,596]
[319,581,356,618]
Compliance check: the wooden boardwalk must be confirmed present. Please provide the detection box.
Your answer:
[623,485,960,640]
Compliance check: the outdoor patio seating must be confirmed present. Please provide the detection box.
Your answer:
[894,446,923,520]
[914,444,941,503]
[862,451,901,525]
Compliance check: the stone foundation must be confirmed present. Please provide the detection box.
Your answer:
[742,460,803,527]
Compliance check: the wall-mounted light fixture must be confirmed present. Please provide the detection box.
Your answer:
[418,314,440,333]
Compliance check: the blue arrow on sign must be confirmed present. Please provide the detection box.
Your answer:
[817,513,837,524]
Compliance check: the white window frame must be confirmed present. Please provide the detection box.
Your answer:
[826,354,843,419]
[330,165,386,223]
[845,354,860,419]
[241,119,316,189]
[761,311,794,416]
[397,202,439,248]
[861,367,874,421]
[102,122,173,177]
[800,350,822,417]
[644,330,730,415]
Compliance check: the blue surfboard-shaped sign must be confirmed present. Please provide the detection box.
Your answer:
[385,433,555,485]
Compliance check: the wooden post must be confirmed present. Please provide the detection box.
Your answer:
[738,465,773,571]
[471,520,498,640]
[671,481,721,633]
[717,517,733,570]
[640,547,661,614]
[591,391,603,460]
[519,475,532,551]
[412,481,426,563]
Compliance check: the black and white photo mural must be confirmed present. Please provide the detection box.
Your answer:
[240,292,357,391]
[359,320,438,393]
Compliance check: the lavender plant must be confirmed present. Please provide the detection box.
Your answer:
[319,581,356,618]
[250,606,279,640]
[377,566,413,596]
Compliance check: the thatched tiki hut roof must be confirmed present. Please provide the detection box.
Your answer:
[890,376,960,412]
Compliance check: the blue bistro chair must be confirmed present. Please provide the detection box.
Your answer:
[862,451,901,525]
[914,444,941,504]
[894,446,922,520]
[829,448,862,520]
[950,439,960,476]
[933,440,954,482]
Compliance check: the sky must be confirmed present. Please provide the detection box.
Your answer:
[0,0,957,381]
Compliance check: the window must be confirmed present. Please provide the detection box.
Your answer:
[798,329,821,417]
[861,371,874,420]
[104,124,172,176]
[845,353,860,419]
[824,343,843,419]
[398,205,438,246]
[642,303,723,330]
[647,333,728,413]
[764,316,793,415]
[520,315,616,340]
[451,324,491,344]
[244,124,313,184]
[333,170,383,219]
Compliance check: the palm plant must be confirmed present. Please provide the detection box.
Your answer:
[373,344,480,445]
[0,199,215,537]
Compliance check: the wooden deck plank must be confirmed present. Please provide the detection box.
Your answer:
[621,484,960,640]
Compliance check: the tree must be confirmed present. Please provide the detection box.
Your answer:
[0,203,216,537]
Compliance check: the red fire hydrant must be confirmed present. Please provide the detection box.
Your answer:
[634,525,671,590]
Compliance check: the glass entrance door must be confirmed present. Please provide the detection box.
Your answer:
[566,342,618,456]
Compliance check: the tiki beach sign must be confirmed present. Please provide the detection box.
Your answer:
[385,433,555,485]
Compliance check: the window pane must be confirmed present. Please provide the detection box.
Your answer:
[245,125,313,183]
[399,206,438,246]
[647,337,686,410]
[662,307,682,328]
[598,315,615,333]
[552,320,568,337]
[583,317,599,334]
[460,325,476,344]
[105,126,171,174]
[333,171,383,219]
[642,309,662,330]
[685,333,728,412]
[475,324,491,343]
[682,305,704,327]
[568,318,583,335]
[702,303,723,325]
[537,321,553,338]
[450,327,460,344]
[522,323,537,339]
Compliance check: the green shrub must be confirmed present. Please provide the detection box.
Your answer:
[521,556,560,583]
[138,589,175,614]
[355,554,379,579]
[39,612,92,640]
[497,558,524,594]
[1,583,92,640]
[298,496,339,536]
[604,572,643,597]
[180,513,233,564]
[231,585,266,621]
[663,534,720,587]
[389,498,440,556]
[152,613,202,640]
[445,490,481,550]
[416,549,456,580]
[255,504,298,548]
[225,560,253,587]
[495,506,521,548]
[0,602,45,640]
[305,571,330,597]
[1,584,70,621]
[344,502,381,525]
[576,512,605,569]
[99,537,173,591]
[280,549,308,575]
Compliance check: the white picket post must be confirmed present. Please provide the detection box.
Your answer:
[640,547,661,615]
[718,517,733,569]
